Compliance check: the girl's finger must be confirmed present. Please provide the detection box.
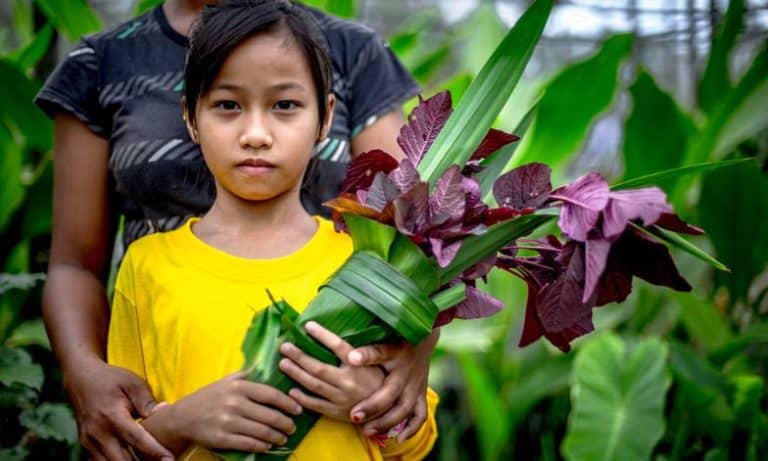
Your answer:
[304,321,353,363]
[238,381,302,417]
[287,387,339,417]
[396,394,428,443]
[231,419,289,446]
[236,400,296,437]
[278,357,340,400]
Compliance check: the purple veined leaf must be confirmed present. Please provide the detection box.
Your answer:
[601,187,672,239]
[654,213,704,235]
[493,163,552,211]
[389,158,422,193]
[365,172,400,212]
[470,128,520,161]
[535,243,596,352]
[550,172,611,241]
[619,229,692,292]
[341,149,399,193]
[429,237,463,268]
[453,285,504,319]
[519,279,545,347]
[428,165,466,227]
[462,254,497,282]
[462,176,488,224]
[393,182,430,235]
[583,237,611,303]
[397,91,453,165]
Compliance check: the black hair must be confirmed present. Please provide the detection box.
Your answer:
[184,0,332,132]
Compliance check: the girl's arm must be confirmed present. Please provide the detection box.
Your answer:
[43,114,172,461]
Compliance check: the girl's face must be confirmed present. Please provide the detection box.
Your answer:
[191,30,333,206]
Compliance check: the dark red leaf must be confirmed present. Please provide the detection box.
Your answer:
[583,237,611,303]
[619,229,692,292]
[518,280,545,347]
[492,163,552,211]
[389,158,421,193]
[429,166,466,227]
[341,149,399,193]
[393,182,430,235]
[483,207,533,226]
[654,213,704,235]
[470,128,520,161]
[364,172,400,212]
[397,91,453,165]
[324,194,393,224]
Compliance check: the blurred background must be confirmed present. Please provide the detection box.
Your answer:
[0,0,766,460]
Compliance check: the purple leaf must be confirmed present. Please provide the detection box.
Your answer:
[393,182,430,235]
[462,176,488,225]
[492,163,552,211]
[453,285,504,319]
[342,149,399,193]
[619,229,692,292]
[519,280,545,347]
[552,172,610,241]
[429,237,463,268]
[429,166,466,227]
[365,172,400,212]
[483,207,530,226]
[583,237,611,303]
[462,255,497,282]
[593,250,633,307]
[397,91,453,165]
[470,128,520,161]
[602,187,672,239]
[654,213,704,235]
[389,158,421,193]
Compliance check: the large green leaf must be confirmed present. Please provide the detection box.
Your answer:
[34,0,101,41]
[20,157,53,239]
[669,340,729,409]
[0,60,51,151]
[300,0,356,18]
[457,352,508,461]
[0,122,24,233]
[673,293,732,353]
[7,319,50,349]
[505,353,572,431]
[135,0,164,15]
[19,403,77,443]
[508,34,633,182]
[417,0,554,184]
[459,5,506,77]
[0,346,43,391]
[713,76,768,158]
[562,333,669,461]
[612,157,751,190]
[698,159,768,302]
[6,24,54,71]
[622,68,694,189]
[698,0,745,114]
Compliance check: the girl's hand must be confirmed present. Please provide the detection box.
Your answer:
[345,328,439,442]
[278,322,385,422]
[155,373,301,454]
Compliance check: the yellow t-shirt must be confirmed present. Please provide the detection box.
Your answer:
[107,217,438,460]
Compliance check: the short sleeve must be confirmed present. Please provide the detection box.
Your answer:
[107,251,146,379]
[35,38,109,137]
[347,35,420,135]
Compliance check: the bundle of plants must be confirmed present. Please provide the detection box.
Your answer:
[221,0,730,459]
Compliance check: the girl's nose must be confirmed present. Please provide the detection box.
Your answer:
[239,113,273,150]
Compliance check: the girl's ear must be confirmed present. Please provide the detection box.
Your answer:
[182,98,199,144]
[318,93,336,142]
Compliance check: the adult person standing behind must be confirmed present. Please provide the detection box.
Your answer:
[36,1,436,460]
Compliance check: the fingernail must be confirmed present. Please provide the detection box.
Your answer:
[364,427,377,436]
[348,351,363,365]
[351,412,364,423]
[305,321,318,332]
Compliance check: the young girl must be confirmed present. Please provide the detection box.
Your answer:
[106,1,437,460]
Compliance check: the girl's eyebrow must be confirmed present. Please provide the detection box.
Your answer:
[210,82,308,92]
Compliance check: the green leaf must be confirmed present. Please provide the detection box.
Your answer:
[19,402,78,443]
[698,159,768,302]
[621,68,694,190]
[411,44,451,84]
[0,447,29,461]
[440,213,554,281]
[457,352,508,461]
[7,319,50,349]
[612,158,751,190]
[713,75,768,158]
[640,224,729,272]
[135,0,164,15]
[6,24,54,71]
[33,0,101,41]
[508,34,633,181]
[417,0,554,184]
[12,0,34,45]
[698,0,745,114]
[459,5,506,77]
[673,292,732,352]
[324,0,356,18]
[0,346,43,391]
[0,59,52,151]
[20,157,53,238]
[729,374,763,428]
[505,353,572,431]
[0,122,25,233]
[343,213,396,259]
[668,340,729,408]
[562,333,670,461]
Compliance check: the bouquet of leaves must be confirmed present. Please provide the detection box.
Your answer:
[221,0,732,459]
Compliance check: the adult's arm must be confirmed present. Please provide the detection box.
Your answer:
[42,113,172,461]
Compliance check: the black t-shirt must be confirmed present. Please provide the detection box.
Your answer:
[36,5,419,246]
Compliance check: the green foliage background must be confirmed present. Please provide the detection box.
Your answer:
[0,0,766,460]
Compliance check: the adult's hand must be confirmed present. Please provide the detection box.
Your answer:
[347,328,439,442]
[65,358,173,461]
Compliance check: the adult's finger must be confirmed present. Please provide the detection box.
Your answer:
[304,321,353,364]
[237,394,297,436]
[232,419,289,447]
[95,436,134,461]
[279,342,342,387]
[110,411,173,460]
[350,369,408,422]
[121,374,159,418]
[396,394,427,443]
[287,388,338,417]
[239,381,303,416]
[278,357,339,400]
[217,434,272,453]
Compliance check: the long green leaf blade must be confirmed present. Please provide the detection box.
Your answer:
[416,0,554,184]
[611,158,751,190]
[635,224,730,272]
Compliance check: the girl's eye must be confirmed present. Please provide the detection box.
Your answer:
[274,100,298,111]
[214,100,240,111]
